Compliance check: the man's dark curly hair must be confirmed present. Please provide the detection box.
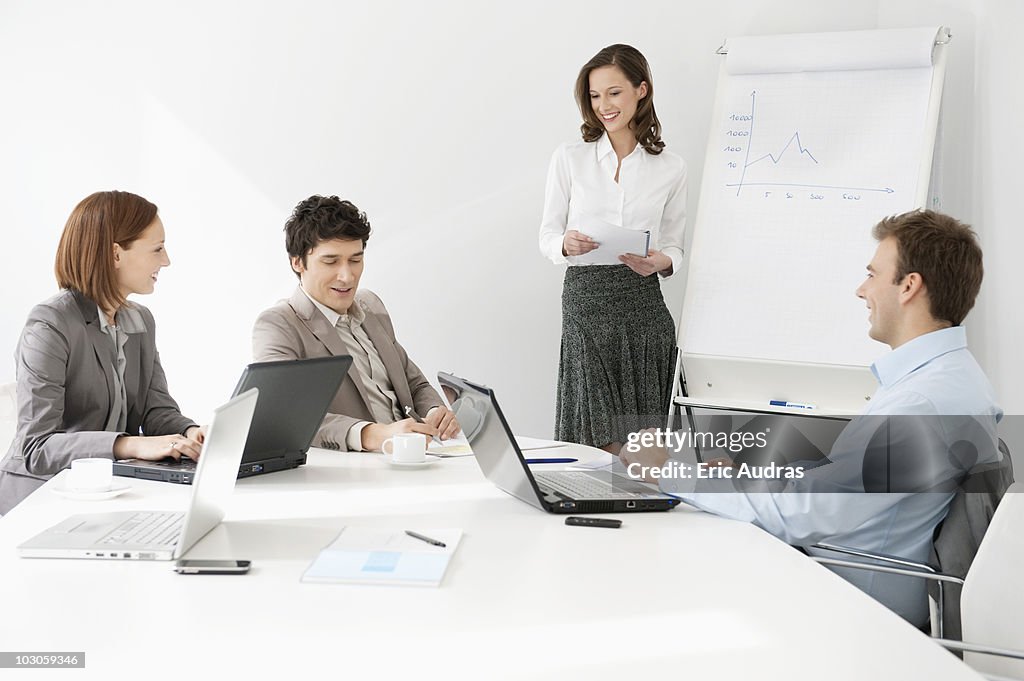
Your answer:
[284,195,372,277]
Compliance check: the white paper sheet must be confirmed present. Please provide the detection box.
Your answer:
[514,436,565,451]
[428,432,473,457]
[681,54,934,367]
[572,215,650,265]
[569,452,618,471]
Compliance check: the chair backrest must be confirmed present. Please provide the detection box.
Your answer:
[928,441,1015,639]
[960,481,1024,678]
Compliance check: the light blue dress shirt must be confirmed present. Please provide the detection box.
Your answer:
[661,326,1003,624]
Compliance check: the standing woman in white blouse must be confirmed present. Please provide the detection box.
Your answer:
[539,44,686,453]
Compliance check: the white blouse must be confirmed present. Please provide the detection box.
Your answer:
[539,133,687,276]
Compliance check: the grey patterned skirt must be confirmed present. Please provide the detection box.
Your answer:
[555,265,677,448]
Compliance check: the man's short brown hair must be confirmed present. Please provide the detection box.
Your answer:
[872,210,983,326]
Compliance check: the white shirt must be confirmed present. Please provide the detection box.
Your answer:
[539,134,688,276]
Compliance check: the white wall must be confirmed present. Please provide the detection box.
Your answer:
[877,0,1024,465]
[10,1,1018,445]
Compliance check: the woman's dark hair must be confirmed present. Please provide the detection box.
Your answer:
[574,44,664,155]
[284,195,372,277]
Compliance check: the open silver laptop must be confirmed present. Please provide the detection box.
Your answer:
[438,373,679,513]
[18,389,258,560]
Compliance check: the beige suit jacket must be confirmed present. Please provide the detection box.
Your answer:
[252,287,444,450]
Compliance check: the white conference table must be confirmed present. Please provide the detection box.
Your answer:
[0,443,980,681]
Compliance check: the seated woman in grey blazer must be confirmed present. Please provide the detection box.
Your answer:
[0,191,204,514]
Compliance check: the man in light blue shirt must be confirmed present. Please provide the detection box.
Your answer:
[622,210,1003,625]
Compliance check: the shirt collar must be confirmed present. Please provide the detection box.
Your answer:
[595,133,644,164]
[97,305,114,335]
[595,133,615,162]
[96,304,145,335]
[871,326,967,387]
[299,286,365,327]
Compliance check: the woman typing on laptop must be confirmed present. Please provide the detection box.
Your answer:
[0,191,204,514]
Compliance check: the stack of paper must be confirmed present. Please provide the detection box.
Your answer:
[302,527,463,587]
[573,215,650,265]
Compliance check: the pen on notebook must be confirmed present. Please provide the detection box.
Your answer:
[405,530,446,548]
[525,458,579,464]
[404,405,443,445]
[769,400,816,410]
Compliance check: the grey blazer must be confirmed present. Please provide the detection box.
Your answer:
[252,287,444,450]
[0,290,196,514]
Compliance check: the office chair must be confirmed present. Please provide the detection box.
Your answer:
[810,440,1013,636]
[813,480,1024,680]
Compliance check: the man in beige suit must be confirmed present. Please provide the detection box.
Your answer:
[253,195,459,452]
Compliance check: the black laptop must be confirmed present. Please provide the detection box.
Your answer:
[438,372,679,513]
[114,356,353,484]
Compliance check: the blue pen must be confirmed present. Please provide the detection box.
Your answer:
[769,400,816,410]
[525,458,579,464]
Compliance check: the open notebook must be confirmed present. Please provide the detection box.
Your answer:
[302,527,463,587]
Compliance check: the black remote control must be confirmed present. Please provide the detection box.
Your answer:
[565,516,622,529]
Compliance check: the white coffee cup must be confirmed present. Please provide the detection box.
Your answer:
[382,433,427,463]
[68,458,113,492]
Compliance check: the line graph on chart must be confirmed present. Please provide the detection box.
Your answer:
[724,90,895,197]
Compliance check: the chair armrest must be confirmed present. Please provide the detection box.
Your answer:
[812,541,939,573]
[936,638,1024,660]
[810,556,965,586]
[810,552,964,640]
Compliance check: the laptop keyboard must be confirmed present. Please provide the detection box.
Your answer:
[99,512,184,547]
[534,471,649,499]
[155,458,197,470]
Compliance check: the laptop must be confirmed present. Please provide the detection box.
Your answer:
[438,372,679,513]
[114,356,353,484]
[18,389,258,560]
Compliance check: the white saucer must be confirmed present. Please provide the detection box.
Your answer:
[385,455,438,469]
[52,482,132,501]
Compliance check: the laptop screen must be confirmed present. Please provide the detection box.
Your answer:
[438,373,548,510]
[174,389,260,558]
[232,356,353,461]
